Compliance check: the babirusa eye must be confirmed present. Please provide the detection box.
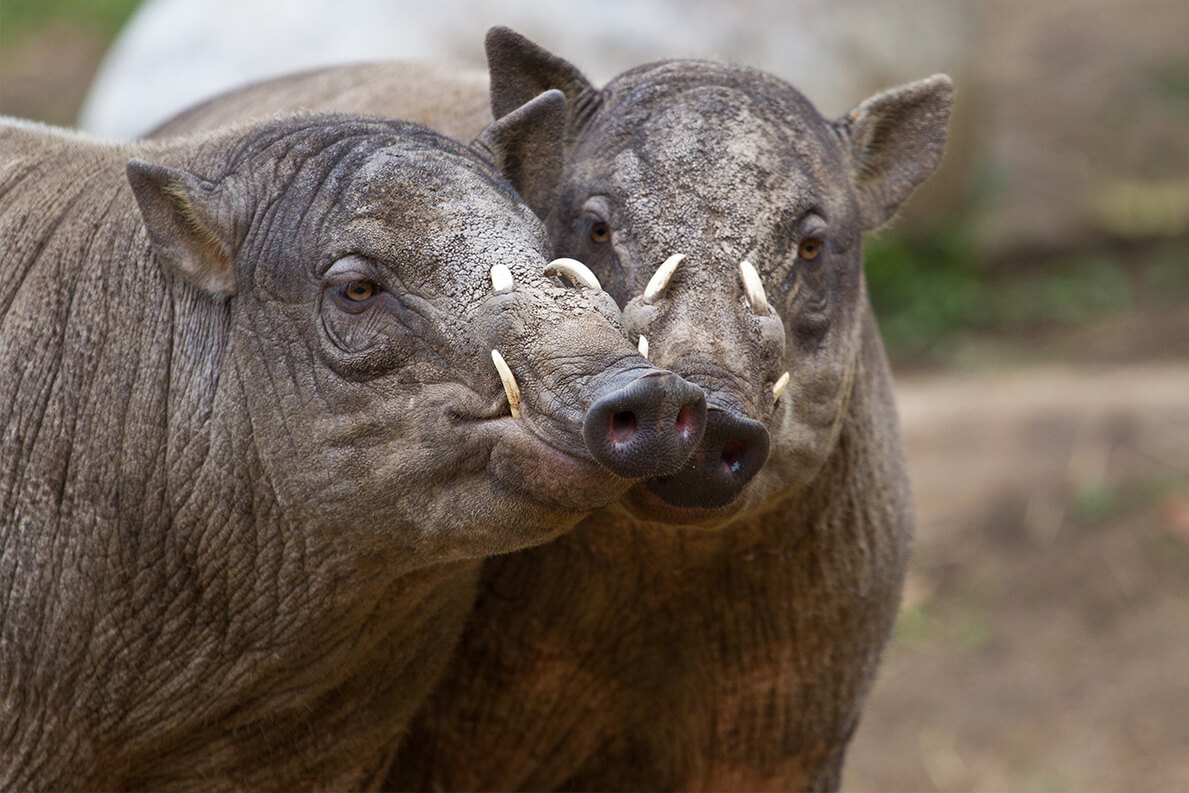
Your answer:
[344,281,377,302]
[798,238,822,261]
[590,221,611,244]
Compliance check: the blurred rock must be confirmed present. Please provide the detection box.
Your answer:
[80,0,975,139]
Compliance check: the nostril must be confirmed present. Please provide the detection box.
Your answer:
[610,411,636,445]
[720,439,747,474]
[584,372,706,479]
[675,403,699,441]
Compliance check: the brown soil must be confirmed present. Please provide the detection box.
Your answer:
[844,363,1189,792]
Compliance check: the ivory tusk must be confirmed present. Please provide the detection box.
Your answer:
[772,371,790,402]
[490,264,514,294]
[544,257,602,291]
[637,334,649,359]
[491,349,522,418]
[739,260,770,314]
[643,253,685,304]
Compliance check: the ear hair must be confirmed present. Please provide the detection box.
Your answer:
[126,159,238,296]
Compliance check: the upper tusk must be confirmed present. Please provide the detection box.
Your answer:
[490,264,514,294]
[544,257,602,291]
[491,349,522,418]
[739,260,770,314]
[637,334,649,359]
[643,253,685,304]
[772,371,790,402]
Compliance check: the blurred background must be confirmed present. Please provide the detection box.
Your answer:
[2,0,1186,789]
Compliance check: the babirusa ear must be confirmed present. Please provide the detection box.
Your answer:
[475,89,567,220]
[485,26,595,121]
[841,74,953,230]
[126,159,238,296]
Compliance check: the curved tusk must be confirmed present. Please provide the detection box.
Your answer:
[772,371,790,403]
[643,253,685,304]
[637,334,649,360]
[544,257,602,291]
[491,349,522,418]
[739,260,770,314]
[490,264,514,294]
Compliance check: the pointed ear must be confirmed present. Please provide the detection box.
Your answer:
[485,26,595,122]
[841,74,953,230]
[126,159,239,296]
[474,89,566,220]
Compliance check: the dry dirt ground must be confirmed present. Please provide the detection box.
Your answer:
[844,363,1189,792]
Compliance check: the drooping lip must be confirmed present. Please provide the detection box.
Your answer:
[620,480,747,526]
[446,394,629,513]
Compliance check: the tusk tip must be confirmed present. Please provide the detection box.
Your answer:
[772,371,790,402]
[490,264,514,294]
[491,349,522,418]
[637,334,649,359]
[740,259,770,314]
[545,257,602,291]
[643,253,686,304]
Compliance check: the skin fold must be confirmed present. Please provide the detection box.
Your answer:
[148,27,952,791]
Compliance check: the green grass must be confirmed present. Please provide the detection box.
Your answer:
[865,223,1189,366]
[1071,473,1189,526]
[0,0,142,50]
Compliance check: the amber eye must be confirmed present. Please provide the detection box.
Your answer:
[590,221,611,244]
[798,238,823,261]
[343,281,377,302]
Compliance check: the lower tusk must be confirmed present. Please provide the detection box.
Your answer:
[490,264,514,294]
[643,253,685,303]
[545,258,602,291]
[739,260,770,314]
[637,334,649,359]
[491,349,522,418]
[772,371,790,402]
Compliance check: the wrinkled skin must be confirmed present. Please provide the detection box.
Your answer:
[149,30,952,791]
[0,106,702,791]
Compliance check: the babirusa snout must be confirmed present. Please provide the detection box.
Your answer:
[583,372,707,478]
[644,407,770,509]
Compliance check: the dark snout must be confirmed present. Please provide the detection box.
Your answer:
[644,407,770,509]
[583,372,707,478]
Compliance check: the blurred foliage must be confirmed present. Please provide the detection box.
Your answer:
[864,222,986,360]
[1148,60,1189,110]
[865,219,1189,366]
[1072,473,1189,526]
[0,0,141,50]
